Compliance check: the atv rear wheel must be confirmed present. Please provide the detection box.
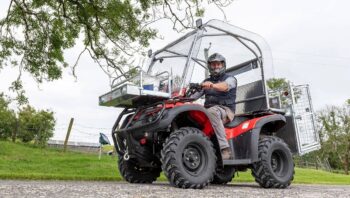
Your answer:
[211,166,235,184]
[161,127,216,189]
[252,136,294,188]
[118,157,161,183]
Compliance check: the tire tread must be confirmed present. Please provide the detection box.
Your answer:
[251,136,295,188]
[161,127,216,189]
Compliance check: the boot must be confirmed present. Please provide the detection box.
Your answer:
[221,148,233,160]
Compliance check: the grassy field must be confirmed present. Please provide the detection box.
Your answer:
[1,141,349,184]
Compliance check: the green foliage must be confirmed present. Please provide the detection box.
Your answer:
[0,0,233,104]
[0,93,16,140]
[317,102,350,174]
[266,78,291,107]
[267,78,289,90]
[17,105,55,146]
[0,93,56,145]
[266,77,302,107]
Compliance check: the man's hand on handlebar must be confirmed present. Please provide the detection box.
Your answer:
[185,83,202,98]
[201,81,214,90]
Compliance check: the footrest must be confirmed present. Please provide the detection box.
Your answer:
[223,159,252,165]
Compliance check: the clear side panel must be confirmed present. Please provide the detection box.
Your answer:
[204,20,274,81]
[196,33,257,68]
[188,25,267,114]
[184,25,263,87]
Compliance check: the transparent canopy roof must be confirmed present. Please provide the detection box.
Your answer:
[145,19,274,94]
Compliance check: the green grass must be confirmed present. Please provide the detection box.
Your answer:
[227,168,350,185]
[0,141,350,184]
[0,141,120,181]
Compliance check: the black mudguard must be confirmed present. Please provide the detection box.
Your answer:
[160,104,223,166]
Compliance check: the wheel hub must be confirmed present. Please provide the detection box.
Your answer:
[271,151,284,176]
[271,157,278,171]
[183,147,201,170]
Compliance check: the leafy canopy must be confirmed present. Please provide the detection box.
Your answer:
[0,93,16,140]
[0,0,232,104]
[18,105,56,146]
[317,102,350,174]
[0,93,55,145]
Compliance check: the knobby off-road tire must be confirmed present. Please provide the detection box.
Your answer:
[118,157,161,183]
[211,166,235,184]
[251,136,294,188]
[161,127,216,189]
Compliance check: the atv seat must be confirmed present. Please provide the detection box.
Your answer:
[224,116,250,128]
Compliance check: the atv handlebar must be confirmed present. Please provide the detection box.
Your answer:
[185,83,203,98]
[189,83,202,91]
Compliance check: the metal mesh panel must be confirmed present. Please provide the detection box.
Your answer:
[292,86,318,148]
[268,83,320,155]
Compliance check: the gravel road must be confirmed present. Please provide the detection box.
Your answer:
[1,180,350,198]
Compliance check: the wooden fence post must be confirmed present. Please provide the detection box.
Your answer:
[63,118,74,152]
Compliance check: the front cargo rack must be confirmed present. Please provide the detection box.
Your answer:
[99,68,172,108]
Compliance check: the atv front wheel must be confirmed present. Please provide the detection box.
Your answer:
[118,157,161,183]
[211,166,235,184]
[161,127,216,189]
[251,136,294,188]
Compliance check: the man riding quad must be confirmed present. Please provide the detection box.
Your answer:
[190,53,237,160]
[98,19,315,189]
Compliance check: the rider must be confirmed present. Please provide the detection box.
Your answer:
[191,53,237,160]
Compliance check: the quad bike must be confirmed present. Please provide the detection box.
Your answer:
[99,19,321,189]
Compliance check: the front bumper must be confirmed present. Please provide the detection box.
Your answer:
[111,102,168,163]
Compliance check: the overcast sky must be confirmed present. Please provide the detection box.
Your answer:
[0,0,349,143]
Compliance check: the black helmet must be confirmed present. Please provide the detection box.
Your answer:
[207,53,226,77]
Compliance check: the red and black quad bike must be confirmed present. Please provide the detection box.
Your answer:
[99,19,321,189]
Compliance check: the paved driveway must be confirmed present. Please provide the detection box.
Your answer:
[1,180,349,198]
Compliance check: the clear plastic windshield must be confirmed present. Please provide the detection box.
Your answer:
[148,53,188,92]
[147,32,200,93]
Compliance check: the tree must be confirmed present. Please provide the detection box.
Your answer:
[266,78,289,91]
[0,93,16,140]
[317,102,350,174]
[267,78,302,108]
[267,78,292,108]
[0,0,232,104]
[17,105,55,146]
